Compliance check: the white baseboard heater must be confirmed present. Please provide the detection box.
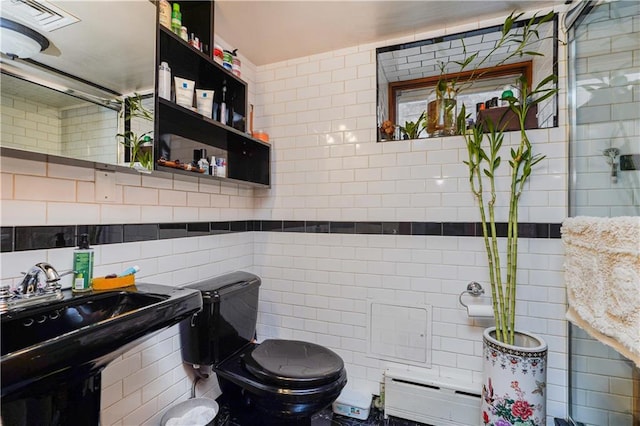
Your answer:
[384,369,482,426]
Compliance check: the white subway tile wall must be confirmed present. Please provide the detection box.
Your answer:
[249,8,570,424]
[1,93,63,155]
[5,6,629,426]
[61,104,119,164]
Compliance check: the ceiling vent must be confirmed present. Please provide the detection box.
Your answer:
[1,0,79,32]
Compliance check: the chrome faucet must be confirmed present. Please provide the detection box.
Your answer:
[0,262,69,314]
[18,262,71,296]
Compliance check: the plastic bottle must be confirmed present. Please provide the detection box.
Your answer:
[73,234,94,293]
[198,156,210,175]
[158,61,171,100]
[171,3,182,35]
[220,83,227,125]
[158,0,171,29]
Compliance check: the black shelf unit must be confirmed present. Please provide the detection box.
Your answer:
[154,1,270,187]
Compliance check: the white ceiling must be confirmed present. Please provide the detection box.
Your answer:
[0,0,565,98]
[215,0,565,66]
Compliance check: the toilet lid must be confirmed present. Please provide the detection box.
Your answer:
[242,339,344,388]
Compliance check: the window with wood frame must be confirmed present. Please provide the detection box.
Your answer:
[390,61,533,131]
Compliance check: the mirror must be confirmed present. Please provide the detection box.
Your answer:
[376,13,558,141]
[0,1,156,165]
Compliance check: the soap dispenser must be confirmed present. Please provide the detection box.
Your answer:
[72,234,94,293]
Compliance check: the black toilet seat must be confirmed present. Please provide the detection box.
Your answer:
[241,339,344,388]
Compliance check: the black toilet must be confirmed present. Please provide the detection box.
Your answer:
[180,271,347,424]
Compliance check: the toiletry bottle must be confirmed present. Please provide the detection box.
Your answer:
[73,234,94,293]
[220,83,227,125]
[199,155,210,175]
[158,61,171,100]
[209,155,216,176]
[158,0,171,29]
[171,3,182,35]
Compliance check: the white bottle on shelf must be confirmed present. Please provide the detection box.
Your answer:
[158,62,171,100]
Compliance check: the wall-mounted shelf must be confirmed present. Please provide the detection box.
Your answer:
[154,1,270,187]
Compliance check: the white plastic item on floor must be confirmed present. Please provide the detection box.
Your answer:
[160,397,218,426]
[332,387,372,420]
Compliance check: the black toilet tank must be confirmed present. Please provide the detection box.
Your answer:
[180,271,261,366]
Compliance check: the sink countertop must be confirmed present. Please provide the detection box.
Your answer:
[1,283,202,399]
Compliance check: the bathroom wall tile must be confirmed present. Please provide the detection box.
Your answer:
[187,222,210,236]
[47,162,95,181]
[47,202,101,225]
[101,205,141,224]
[230,221,248,232]
[0,173,13,199]
[123,186,158,205]
[172,174,199,192]
[158,223,186,240]
[211,221,232,234]
[76,225,124,246]
[1,200,48,227]
[158,190,188,206]
[124,224,158,243]
[14,225,75,251]
[1,227,14,252]
[172,206,200,222]
[187,192,210,207]
[14,175,75,202]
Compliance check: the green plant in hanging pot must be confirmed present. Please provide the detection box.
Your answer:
[116,93,154,172]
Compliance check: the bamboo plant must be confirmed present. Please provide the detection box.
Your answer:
[463,74,557,345]
[116,93,154,171]
[432,10,555,136]
[451,10,559,345]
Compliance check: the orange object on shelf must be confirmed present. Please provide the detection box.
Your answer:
[92,274,135,290]
[252,131,269,143]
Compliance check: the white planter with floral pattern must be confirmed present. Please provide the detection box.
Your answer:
[482,327,548,426]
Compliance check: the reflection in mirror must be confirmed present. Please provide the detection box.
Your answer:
[377,13,558,141]
[1,72,120,163]
[0,0,155,166]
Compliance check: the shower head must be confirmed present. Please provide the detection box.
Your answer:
[603,148,620,159]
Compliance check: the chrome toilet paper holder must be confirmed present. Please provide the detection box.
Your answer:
[458,281,485,308]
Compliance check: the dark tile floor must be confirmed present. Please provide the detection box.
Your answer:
[213,398,429,426]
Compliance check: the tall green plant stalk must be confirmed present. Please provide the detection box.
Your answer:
[464,74,556,345]
[437,11,555,103]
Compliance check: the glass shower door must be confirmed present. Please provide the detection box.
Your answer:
[567,1,639,425]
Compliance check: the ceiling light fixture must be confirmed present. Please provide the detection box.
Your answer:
[0,18,50,59]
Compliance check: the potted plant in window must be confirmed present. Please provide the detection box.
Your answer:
[459,11,557,426]
[399,111,426,139]
[116,93,154,172]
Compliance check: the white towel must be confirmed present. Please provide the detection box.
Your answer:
[561,216,640,367]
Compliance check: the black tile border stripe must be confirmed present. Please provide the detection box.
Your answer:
[0,221,562,252]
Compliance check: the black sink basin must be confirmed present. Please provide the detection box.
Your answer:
[1,291,167,356]
[1,283,202,405]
